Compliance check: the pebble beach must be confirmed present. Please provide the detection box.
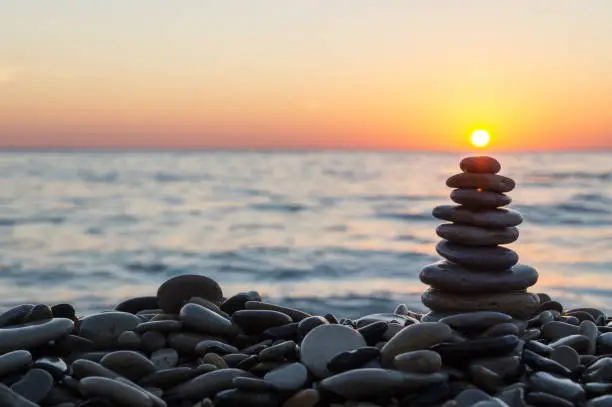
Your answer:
[1,155,612,407]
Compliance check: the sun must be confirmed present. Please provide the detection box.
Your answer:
[471,130,490,148]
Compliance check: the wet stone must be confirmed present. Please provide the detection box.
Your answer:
[245,301,311,322]
[327,347,380,373]
[0,304,34,328]
[357,322,388,346]
[33,356,68,380]
[134,320,183,334]
[549,334,589,352]
[262,322,298,341]
[482,322,520,338]
[79,376,153,407]
[583,358,612,382]
[179,303,234,336]
[157,274,224,313]
[23,304,53,323]
[588,395,612,407]
[0,318,74,354]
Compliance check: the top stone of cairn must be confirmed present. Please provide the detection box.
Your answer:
[459,156,501,174]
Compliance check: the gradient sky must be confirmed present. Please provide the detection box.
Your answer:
[1,1,611,150]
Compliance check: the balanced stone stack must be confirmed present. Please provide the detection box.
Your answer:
[420,155,541,320]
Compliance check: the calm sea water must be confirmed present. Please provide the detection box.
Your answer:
[1,151,611,318]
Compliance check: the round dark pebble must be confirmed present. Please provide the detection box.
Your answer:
[297,316,329,341]
[262,322,298,341]
[23,304,53,323]
[157,274,224,313]
[233,377,276,392]
[324,313,339,324]
[526,391,574,407]
[10,367,54,403]
[141,330,166,353]
[585,382,612,398]
[236,355,260,371]
[523,349,571,376]
[51,303,77,321]
[232,310,293,334]
[327,347,380,373]
[432,335,519,363]
[33,356,68,380]
[538,301,564,314]
[357,321,388,346]
[220,291,262,315]
[525,340,553,356]
[115,296,159,314]
[214,389,278,407]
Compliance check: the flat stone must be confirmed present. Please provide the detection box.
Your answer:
[23,304,53,324]
[70,359,120,379]
[530,371,585,403]
[354,313,418,327]
[549,334,589,352]
[357,321,388,346]
[393,350,442,373]
[79,376,153,407]
[100,351,156,381]
[232,310,293,334]
[195,340,238,356]
[525,340,553,356]
[115,296,159,314]
[0,384,39,407]
[0,350,32,377]
[135,320,182,334]
[201,352,229,369]
[454,388,491,407]
[319,368,448,399]
[10,368,54,403]
[436,223,518,246]
[436,240,519,270]
[481,322,520,338]
[541,321,580,340]
[300,324,366,378]
[281,389,319,407]
[167,332,218,355]
[138,367,198,389]
[262,322,298,341]
[0,318,74,353]
[460,156,502,174]
[214,389,277,407]
[0,304,34,328]
[526,391,574,407]
[117,331,142,350]
[78,312,140,348]
[297,316,328,341]
[523,349,571,377]
[588,395,612,407]
[33,356,68,380]
[381,322,453,367]
[420,261,538,294]
[440,311,513,331]
[470,365,504,394]
[264,362,308,392]
[179,303,234,336]
[598,333,612,354]
[259,340,297,361]
[422,289,540,319]
[451,189,511,209]
[447,173,515,193]
[231,376,275,392]
[188,297,229,318]
[150,348,179,370]
[550,345,580,372]
[245,301,311,322]
[157,274,223,314]
[165,368,253,400]
[470,356,521,379]
[327,347,380,373]
[220,291,262,315]
[583,358,612,382]
[580,320,599,355]
[433,205,523,228]
[497,386,527,407]
[432,335,519,363]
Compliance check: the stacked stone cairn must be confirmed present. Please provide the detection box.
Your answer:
[420,155,541,321]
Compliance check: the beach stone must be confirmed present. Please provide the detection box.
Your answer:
[420,262,538,294]
[0,317,74,353]
[470,364,505,393]
[525,340,553,356]
[470,356,521,379]
[115,296,159,314]
[598,333,612,353]
[79,376,153,407]
[195,340,239,356]
[214,389,278,407]
[232,376,275,392]
[281,389,319,407]
[150,348,179,370]
[297,316,329,340]
[447,173,515,193]
[450,189,511,209]
[117,331,142,350]
[202,352,229,369]
[432,335,519,363]
[381,322,453,366]
[436,240,519,270]
[588,395,612,407]
[300,324,366,378]
[0,383,40,407]
[232,310,293,334]
[580,320,599,355]
[327,347,380,373]
[23,304,53,323]
[50,303,76,321]
[167,332,217,354]
[0,350,32,377]
[33,356,68,380]
[357,321,388,345]
[583,358,612,382]
[530,371,585,403]
[497,386,527,407]
[135,320,183,334]
[523,349,571,377]
[437,224,519,246]
[79,312,140,348]
[550,345,580,371]
[433,205,523,228]
[440,311,513,331]
[354,313,418,327]
[460,156,501,174]
[100,351,156,381]
[220,291,262,315]
[10,368,54,403]
[264,362,308,392]
[319,368,448,399]
[179,303,234,336]
[585,383,612,398]
[245,301,311,322]
[526,392,574,407]
[188,296,228,318]
[393,350,442,373]
[0,304,34,327]
[482,322,520,338]
[549,334,590,352]
[454,388,491,406]
[422,289,540,319]
[165,368,252,400]
[541,321,580,340]
[140,331,165,354]
[262,322,298,341]
[138,366,198,389]
[259,340,297,361]
[157,274,223,314]
[70,359,120,379]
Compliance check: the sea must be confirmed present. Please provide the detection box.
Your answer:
[1,150,611,318]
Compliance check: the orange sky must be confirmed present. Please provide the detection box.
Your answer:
[1,1,611,151]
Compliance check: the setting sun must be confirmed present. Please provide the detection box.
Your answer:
[471,130,490,148]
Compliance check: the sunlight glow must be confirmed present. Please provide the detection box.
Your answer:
[471,130,490,148]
